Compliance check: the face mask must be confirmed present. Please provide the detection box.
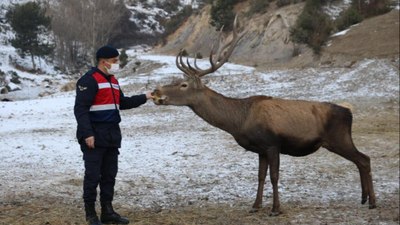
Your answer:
[105,62,120,74]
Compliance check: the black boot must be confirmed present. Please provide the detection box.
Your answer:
[100,202,129,224]
[85,202,102,225]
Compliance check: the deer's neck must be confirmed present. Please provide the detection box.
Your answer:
[188,88,250,134]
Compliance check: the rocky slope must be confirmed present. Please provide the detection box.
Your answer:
[155,2,400,69]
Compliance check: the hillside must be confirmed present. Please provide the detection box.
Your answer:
[155,2,400,69]
[321,9,400,66]
[154,2,303,67]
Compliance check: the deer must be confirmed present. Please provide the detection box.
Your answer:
[151,16,376,216]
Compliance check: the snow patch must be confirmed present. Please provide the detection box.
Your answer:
[0,52,398,208]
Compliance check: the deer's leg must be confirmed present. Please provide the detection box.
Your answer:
[325,111,377,209]
[356,157,369,205]
[267,148,280,216]
[250,154,268,213]
[326,139,376,209]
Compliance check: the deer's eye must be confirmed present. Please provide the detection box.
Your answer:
[181,83,188,88]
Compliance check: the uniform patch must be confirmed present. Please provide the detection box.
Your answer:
[78,85,87,91]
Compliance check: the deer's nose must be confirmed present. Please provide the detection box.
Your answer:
[152,89,160,96]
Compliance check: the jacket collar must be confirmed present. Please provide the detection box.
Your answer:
[93,67,113,80]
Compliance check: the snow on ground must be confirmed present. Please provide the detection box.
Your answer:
[0,52,399,212]
[0,1,69,101]
[126,0,200,34]
[126,3,168,34]
[323,0,352,20]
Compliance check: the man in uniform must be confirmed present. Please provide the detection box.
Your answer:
[74,45,153,225]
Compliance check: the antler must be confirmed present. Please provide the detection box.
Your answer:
[176,15,245,78]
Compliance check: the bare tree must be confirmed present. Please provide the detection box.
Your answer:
[50,0,83,71]
[50,0,126,71]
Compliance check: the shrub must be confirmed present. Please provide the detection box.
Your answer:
[9,71,21,84]
[353,0,391,18]
[210,0,241,31]
[156,0,180,14]
[290,0,333,54]
[0,69,6,87]
[134,12,148,20]
[181,49,188,57]
[276,0,305,8]
[194,52,202,59]
[292,44,301,57]
[119,49,128,68]
[335,6,363,31]
[247,0,270,15]
[162,6,193,38]
[335,0,390,32]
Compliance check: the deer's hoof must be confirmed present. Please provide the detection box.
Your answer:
[249,208,260,213]
[361,198,367,205]
[369,203,377,209]
[269,211,281,217]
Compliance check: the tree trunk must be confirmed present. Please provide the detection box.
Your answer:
[31,53,36,71]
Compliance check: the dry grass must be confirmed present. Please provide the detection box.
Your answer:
[1,73,398,225]
[0,194,399,225]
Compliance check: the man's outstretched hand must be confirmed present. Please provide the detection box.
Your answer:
[146,91,154,100]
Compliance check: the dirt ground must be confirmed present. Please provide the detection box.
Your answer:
[0,193,398,225]
[0,91,398,225]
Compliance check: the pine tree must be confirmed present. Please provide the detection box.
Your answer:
[210,0,239,31]
[6,2,53,71]
[119,49,128,69]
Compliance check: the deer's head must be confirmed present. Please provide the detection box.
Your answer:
[152,16,245,106]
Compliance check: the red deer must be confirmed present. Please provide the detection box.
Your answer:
[152,16,376,216]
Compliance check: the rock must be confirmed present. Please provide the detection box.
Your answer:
[7,83,21,92]
[60,81,76,92]
[0,87,8,94]
[38,91,52,97]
